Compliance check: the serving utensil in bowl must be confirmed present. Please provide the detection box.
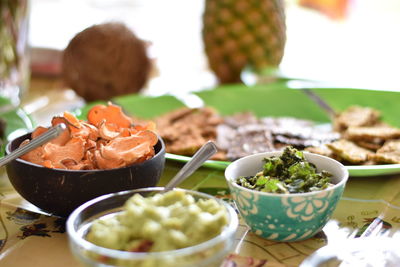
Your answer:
[66,141,237,267]
[5,132,166,217]
[163,141,218,191]
[0,123,66,167]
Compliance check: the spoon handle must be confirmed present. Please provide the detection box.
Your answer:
[301,88,337,119]
[164,141,218,191]
[0,123,66,167]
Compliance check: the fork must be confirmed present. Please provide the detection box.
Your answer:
[300,217,393,267]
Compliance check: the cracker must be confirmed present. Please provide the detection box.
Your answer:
[327,139,373,164]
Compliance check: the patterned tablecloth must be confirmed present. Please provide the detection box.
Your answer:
[1,161,400,267]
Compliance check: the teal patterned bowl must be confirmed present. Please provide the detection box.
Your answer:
[225,151,348,242]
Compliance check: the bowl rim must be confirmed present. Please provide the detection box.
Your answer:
[5,132,165,172]
[225,150,349,197]
[66,187,239,260]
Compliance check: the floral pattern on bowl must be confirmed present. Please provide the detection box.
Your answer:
[230,184,344,241]
[225,151,349,242]
[233,189,259,216]
[282,190,333,222]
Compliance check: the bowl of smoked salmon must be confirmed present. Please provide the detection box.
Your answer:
[5,103,165,217]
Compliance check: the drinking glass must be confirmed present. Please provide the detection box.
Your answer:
[0,0,30,107]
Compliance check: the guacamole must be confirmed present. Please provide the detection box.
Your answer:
[86,190,228,253]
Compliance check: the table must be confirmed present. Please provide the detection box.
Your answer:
[1,82,400,266]
[1,157,400,266]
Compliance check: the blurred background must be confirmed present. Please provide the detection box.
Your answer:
[1,0,400,127]
[28,0,400,93]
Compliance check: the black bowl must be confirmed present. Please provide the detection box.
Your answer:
[5,133,165,217]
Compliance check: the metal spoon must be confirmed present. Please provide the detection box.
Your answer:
[0,123,67,167]
[301,88,337,119]
[163,141,218,191]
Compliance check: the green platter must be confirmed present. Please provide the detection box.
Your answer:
[83,83,400,177]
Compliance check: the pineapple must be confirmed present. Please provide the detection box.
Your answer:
[202,0,286,84]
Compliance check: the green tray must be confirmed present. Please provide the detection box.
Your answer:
[80,83,400,177]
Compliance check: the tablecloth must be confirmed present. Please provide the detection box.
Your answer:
[1,161,399,267]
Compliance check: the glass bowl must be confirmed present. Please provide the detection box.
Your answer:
[66,187,238,267]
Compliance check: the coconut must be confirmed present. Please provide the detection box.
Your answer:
[62,22,151,101]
